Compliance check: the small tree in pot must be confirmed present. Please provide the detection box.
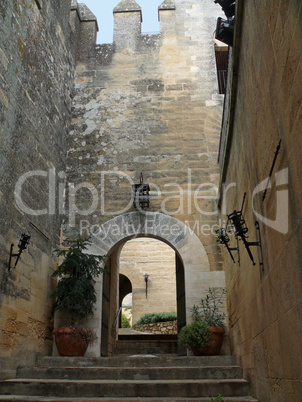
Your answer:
[50,236,107,356]
[190,287,226,355]
[178,288,226,356]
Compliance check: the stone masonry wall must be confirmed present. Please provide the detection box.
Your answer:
[219,1,302,400]
[63,0,226,355]
[133,320,177,335]
[119,238,176,324]
[65,0,224,269]
[0,0,81,378]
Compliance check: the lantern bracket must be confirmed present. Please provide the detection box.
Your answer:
[8,233,31,271]
[144,274,149,298]
[227,193,263,267]
[216,227,240,264]
[132,173,150,210]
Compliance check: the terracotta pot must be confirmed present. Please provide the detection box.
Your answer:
[191,326,224,356]
[54,327,88,357]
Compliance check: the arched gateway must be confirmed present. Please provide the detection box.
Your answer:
[75,212,226,357]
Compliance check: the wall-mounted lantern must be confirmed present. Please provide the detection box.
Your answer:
[8,233,31,271]
[227,193,263,267]
[214,0,236,46]
[214,0,236,18]
[217,193,263,268]
[215,16,234,47]
[144,274,149,299]
[216,227,239,264]
[132,173,150,210]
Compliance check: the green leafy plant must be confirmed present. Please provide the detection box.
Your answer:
[191,287,226,327]
[136,312,177,326]
[178,321,211,349]
[209,394,230,402]
[122,313,131,328]
[50,236,107,325]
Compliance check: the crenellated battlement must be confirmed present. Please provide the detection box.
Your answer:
[158,0,176,14]
[70,0,99,61]
[113,0,143,19]
[70,0,177,60]
[113,0,143,50]
[112,0,176,50]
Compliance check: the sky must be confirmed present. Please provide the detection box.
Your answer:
[82,0,164,44]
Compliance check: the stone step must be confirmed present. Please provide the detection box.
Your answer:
[16,365,243,380]
[114,339,179,354]
[0,356,258,401]
[0,378,251,398]
[118,334,178,340]
[114,348,181,355]
[115,339,178,347]
[36,355,238,368]
[0,397,260,401]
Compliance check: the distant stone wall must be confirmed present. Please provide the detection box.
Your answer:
[119,238,177,325]
[133,321,177,335]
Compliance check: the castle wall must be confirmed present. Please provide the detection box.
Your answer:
[0,0,82,378]
[65,0,225,302]
[219,0,302,400]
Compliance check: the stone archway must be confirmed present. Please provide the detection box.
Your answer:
[84,212,225,357]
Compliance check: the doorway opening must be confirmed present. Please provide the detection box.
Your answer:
[120,238,177,328]
[101,236,186,356]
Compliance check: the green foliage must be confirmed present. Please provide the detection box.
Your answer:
[191,287,226,328]
[209,394,230,402]
[121,314,131,328]
[50,236,107,325]
[136,312,177,326]
[178,321,211,349]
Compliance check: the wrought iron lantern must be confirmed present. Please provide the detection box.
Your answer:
[216,193,263,268]
[216,227,239,264]
[9,233,31,271]
[132,173,150,210]
[144,274,149,299]
[227,210,249,238]
[215,16,234,47]
[214,0,236,18]
[227,193,263,267]
[214,0,236,46]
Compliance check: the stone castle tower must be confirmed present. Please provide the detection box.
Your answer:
[62,0,225,356]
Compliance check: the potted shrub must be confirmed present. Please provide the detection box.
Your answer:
[50,236,106,356]
[190,287,226,355]
[178,288,226,356]
[178,321,212,355]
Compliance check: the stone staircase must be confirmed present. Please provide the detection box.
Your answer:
[115,334,180,355]
[0,355,258,401]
